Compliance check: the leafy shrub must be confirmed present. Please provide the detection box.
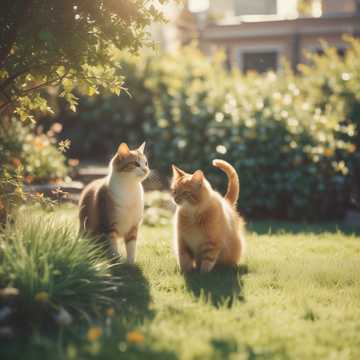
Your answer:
[0,118,68,225]
[224,71,355,219]
[0,118,68,184]
[298,37,360,208]
[41,53,150,160]
[48,42,360,220]
[0,208,122,334]
[143,191,174,226]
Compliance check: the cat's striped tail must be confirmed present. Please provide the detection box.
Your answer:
[212,159,239,205]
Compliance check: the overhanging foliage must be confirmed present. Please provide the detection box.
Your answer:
[0,0,167,120]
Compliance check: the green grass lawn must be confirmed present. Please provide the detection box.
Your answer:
[2,205,360,359]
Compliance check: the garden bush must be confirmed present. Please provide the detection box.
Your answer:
[298,37,360,208]
[43,54,150,161]
[47,41,360,220]
[0,118,68,184]
[143,191,174,227]
[0,118,68,223]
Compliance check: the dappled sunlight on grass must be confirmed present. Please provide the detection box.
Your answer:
[247,220,360,235]
[1,205,360,359]
[137,221,360,360]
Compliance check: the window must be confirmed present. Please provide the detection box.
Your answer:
[322,0,358,15]
[315,48,346,58]
[243,52,278,73]
[234,0,277,16]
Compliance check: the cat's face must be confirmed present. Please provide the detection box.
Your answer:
[112,142,149,181]
[170,165,205,207]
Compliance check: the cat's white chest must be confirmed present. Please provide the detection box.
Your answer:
[186,227,206,256]
[108,176,144,236]
[176,209,206,256]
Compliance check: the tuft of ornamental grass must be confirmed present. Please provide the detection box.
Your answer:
[0,210,122,328]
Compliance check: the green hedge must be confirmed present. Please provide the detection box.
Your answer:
[49,42,359,220]
[298,37,360,209]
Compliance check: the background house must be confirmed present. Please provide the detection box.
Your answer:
[177,0,360,72]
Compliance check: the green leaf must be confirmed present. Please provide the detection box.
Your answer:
[56,66,66,77]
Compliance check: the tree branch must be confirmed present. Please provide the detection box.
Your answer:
[0,71,69,114]
[0,65,37,93]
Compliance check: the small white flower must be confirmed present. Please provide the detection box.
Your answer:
[341,72,351,81]
[54,307,72,326]
[215,112,224,123]
[177,140,186,149]
[216,145,227,154]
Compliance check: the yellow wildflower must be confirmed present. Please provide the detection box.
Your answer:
[106,307,115,318]
[35,291,49,303]
[348,144,357,153]
[127,330,144,344]
[87,326,102,342]
[323,148,334,157]
[15,187,24,198]
[33,137,45,150]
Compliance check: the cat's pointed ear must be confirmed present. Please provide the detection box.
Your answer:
[117,142,130,157]
[192,170,204,186]
[137,142,146,154]
[172,164,186,179]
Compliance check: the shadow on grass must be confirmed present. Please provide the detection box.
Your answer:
[111,263,152,320]
[184,264,248,308]
[2,263,178,360]
[248,220,360,235]
[106,263,178,360]
[209,337,289,360]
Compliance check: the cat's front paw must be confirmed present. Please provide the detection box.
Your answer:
[200,260,216,273]
[125,240,137,264]
[179,259,195,273]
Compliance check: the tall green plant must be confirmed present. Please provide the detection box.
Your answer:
[0,209,121,317]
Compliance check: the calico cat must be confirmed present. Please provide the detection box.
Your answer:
[171,159,245,273]
[79,142,149,263]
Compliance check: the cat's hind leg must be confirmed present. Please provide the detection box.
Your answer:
[124,226,138,264]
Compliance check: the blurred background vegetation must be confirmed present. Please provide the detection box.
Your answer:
[35,38,360,221]
[1,0,360,223]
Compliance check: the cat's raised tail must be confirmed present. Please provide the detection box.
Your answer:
[212,159,239,205]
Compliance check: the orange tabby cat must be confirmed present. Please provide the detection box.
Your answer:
[171,159,245,273]
[79,142,149,263]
